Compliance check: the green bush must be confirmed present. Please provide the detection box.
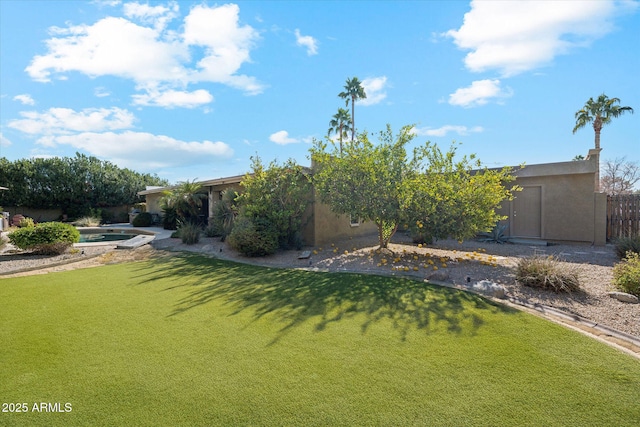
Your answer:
[612,251,640,297]
[18,217,35,228]
[614,236,640,259]
[132,212,153,227]
[516,255,580,293]
[178,223,201,245]
[204,222,221,238]
[8,222,80,255]
[227,217,278,257]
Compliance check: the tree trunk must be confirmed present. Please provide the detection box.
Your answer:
[593,116,602,151]
[377,222,385,248]
[593,116,602,192]
[351,95,355,142]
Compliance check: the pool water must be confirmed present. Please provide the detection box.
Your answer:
[78,233,136,243]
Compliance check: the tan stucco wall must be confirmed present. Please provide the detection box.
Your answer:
[508,173,594,242]
[145,193,163,216]
[309,199,378,246]
[500,153,606,245]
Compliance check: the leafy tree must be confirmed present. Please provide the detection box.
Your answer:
[403,143,518,245]
[328,107,352,153]
[573,94,634,151]
[235,157,312,250]
[338,77,367,142]
[311,125,517,249]
[601,157,640,195]
[0,154,168,217]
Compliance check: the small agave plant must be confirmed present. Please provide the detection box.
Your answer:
[478,222,510,244]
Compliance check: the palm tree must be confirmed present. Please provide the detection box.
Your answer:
[573,94,634,151]
[328,108,352,153]
[338,77,367,142]
[161,179,206,227]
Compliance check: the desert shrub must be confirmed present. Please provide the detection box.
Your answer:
[614,236,640,259]
[178,222,201,245]
[207,190,238,239]
[132,212,153,227]
[612,251,640,297]
[227,217,278,257]
[18,217,35,228]
[204,223,221,238]
[9,222,80,255]
[162,206,178,230]
[515,255,580,293]
[73,216,101,227]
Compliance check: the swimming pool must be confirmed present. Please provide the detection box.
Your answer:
[78,233,135,243]
[76,227,155,246]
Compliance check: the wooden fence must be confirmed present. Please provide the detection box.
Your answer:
[607,194,640,240]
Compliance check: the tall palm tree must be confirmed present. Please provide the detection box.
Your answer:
[338,77,367,142]
[573,94,634,151]
[328,108,352,153]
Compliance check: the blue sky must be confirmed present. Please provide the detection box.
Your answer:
[1,0,638,184]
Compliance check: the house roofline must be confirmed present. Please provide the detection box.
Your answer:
[137,174,247,196]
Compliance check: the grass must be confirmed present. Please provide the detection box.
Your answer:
[1,253,639,426]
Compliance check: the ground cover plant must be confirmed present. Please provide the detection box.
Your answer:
[1,254,639,426]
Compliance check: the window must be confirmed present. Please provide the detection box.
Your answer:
[350,214,360,227]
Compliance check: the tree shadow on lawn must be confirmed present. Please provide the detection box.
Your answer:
[132,253,517,343]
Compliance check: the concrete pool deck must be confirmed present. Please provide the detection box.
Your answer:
[75,224,174,248]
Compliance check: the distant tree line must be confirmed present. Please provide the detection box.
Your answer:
[0,153,168,218]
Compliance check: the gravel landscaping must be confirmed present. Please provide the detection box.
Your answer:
[2,232,638,339]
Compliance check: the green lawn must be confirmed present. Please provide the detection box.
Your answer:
[1,253,639,426]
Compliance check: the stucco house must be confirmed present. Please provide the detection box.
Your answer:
[498,149,605,245]
[139,149,606,246]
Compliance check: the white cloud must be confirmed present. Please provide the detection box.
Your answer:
[8,107,135,135]
[446,0,634,76]
[123,1,179,31]
[132,88,213,108]
[183,4,263,94]
[6,105,232,170]
[269,130,298,145]
[13,94,35,105]
[27,17,188,84]
[25,3,263,101]
[294,29,318,55]
[0,132,12,147]
[91,0,121,7]
[45,131,233,170]
[448,79,512,108]
[359,76,388,106]
[412,125,484,137]
[94,87,111,97]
